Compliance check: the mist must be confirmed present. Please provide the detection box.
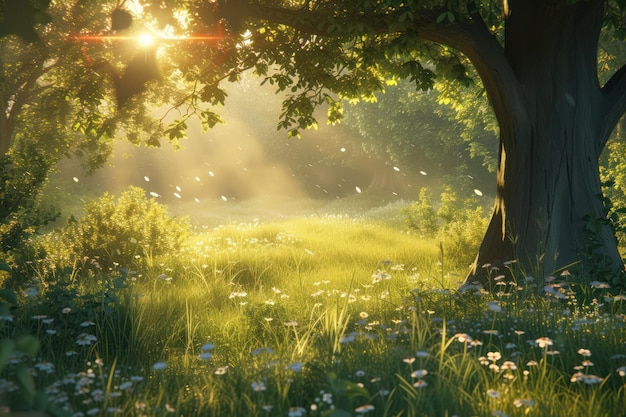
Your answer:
[48,78,441,222]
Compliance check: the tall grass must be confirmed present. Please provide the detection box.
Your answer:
[1,212,624,416]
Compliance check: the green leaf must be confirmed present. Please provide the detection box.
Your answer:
[0,288,17,304]
[15,335,40,358]
[15,364,37,403]
[0,339,16,374]
[0,263,12,273]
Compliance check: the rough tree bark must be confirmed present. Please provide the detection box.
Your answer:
[463,0,626,286]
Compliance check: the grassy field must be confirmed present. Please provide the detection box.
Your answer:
[1,198,625,416]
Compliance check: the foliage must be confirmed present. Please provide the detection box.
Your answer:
[403,187,438,237]
[438,205,489,270]
[404,186,489,269]
[54,186,190,270]
[0,154,58,254]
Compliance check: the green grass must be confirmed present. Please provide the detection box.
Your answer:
[1,209,625,417]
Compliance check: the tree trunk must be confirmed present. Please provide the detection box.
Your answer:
[464,1,625,287]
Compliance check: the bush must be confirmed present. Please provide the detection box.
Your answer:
[403,187,439,237]
[438,206,489,269]
[59,186,190,269]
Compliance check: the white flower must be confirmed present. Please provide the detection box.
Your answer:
[152,362,167,371]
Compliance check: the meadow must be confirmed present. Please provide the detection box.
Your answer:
[0,197,624,417]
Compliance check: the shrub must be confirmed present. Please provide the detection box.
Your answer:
[60,186,190,269]
[438,206,488,269]
[403,187,439,237]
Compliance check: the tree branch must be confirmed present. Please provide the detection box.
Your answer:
[600,63,626,149]
[242,0,522,147]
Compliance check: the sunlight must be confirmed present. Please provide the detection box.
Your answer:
[138,32,155,47]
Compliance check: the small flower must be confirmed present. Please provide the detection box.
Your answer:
[454,333,473,343]
[416,350,429,358]
[410,369,428,378]
[355,404,375,413]
[165,403,175,413]
[261,405,273,412]
[514,398,535,408]
[251,381,266,391]
[487,301,502,313]
[287,406,306,417]
[214,366,228,375]
[570,372,603,384]
[201,343,215,351]
[403,357,416,364]
[500,361,517,370]
[198,352,213,360]
[413,379,428,388]
[577,348,592,357]
[287,362,303,372]
[487,389,501,398]
[616,366,626,377]
[535,337,553,348]
[487,352,502,362]
[359,311,369,319]
[152,361,167,371]
[284,321,298,327]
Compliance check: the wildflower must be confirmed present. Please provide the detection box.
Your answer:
[135,401,147,410]
[165,404,175,412]
[535,337,553,348]
[34,361,55,374]
[251,381,266,391]
[454,333,473,343]
[411,369,428,378]
[413,379,428,388]
[287,406,306,416]
[359,311,369,319]
[487,302,502,313]
[403,357,416,364]
[416,350,429,358]
[513,398,535,408]
[615,366,626,377]
[198,352,213,360]
[582,360,594,367]
[152,362,167,371]
[80,321,96,327]
[577,348,592,357]
[287,362,303,372]
[501,361,517,370]
[487,389,501,398]
[492,411,508,417]
[571,372,603,384]
[119,381,133,391]
[284,321,298,327]
[355,404,375,413]
[86,408,100,416]
[589,281,611,289]
[0,315,13,322]
[201,343,214,351]
[214,366,228,375]
[262,405,273,412]
[46,329,57,335]
[76,333,97,346]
